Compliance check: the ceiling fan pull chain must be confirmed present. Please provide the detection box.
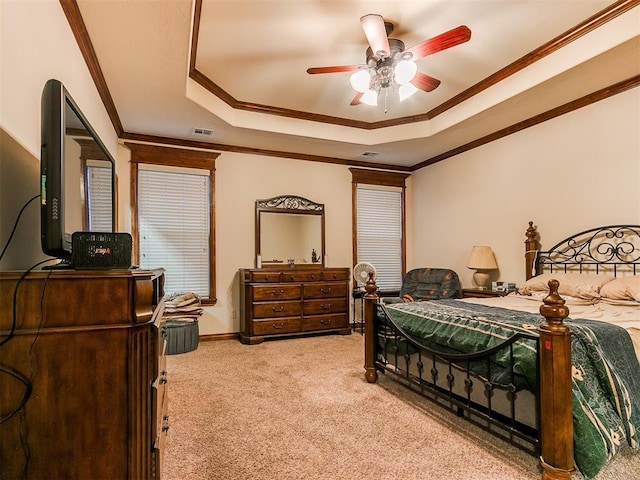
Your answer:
[384,89,389,114]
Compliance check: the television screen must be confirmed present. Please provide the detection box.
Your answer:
[41,79,115,262]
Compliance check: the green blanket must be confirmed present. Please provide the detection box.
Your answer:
[380,300,640,479]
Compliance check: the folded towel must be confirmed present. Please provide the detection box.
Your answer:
[163,292,203,319]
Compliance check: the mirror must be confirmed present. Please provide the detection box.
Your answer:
[66,136,114,232]
[64,101,114,235]
[256,195,325,268]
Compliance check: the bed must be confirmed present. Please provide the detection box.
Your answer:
[362,223,640,480]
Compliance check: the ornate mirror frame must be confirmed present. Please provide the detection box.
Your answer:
[255,195,325,268]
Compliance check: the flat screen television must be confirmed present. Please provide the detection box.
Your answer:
[40,79,115,264]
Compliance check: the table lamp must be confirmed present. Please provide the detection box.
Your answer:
[467,246,498,289]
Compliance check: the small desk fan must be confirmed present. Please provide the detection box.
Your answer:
[353,262,377,288]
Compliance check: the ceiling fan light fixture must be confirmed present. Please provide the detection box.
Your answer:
[350,69,371,93]
[394,60,417,84]
[399,83,418,102]
[361,89,378,106]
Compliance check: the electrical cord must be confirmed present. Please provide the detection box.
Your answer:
[0,194,39,262]
[0,364,32,424]
[1,259,54,347]
[0,263,52,479]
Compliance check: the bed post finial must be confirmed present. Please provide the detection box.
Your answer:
[363,272,379,384]
[525,221,539,281]
[538,279,575,480]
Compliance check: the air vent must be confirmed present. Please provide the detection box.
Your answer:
[360,151,379,158]
[192,127,213,137]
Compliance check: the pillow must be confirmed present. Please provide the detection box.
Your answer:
[518,273,614,300]
[516,290,600,305]
[599,276,640,302]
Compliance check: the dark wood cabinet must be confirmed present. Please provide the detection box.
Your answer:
[239,267,351,344]
[0,269,166,480]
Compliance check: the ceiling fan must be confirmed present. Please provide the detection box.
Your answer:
[307,14,471,107]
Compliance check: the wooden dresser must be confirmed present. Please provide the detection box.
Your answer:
[239,267,351,344]
[0,269,166,480]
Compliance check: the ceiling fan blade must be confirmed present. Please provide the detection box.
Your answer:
[350,92,363,106]
[360,14,390,57]
[307,65,362,74]
[411,72,441,92]
[404,25,471,60]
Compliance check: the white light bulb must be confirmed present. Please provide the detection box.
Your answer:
[350,70,371,93]
[399,83,418,102]
[394,60,417,85]
[361,89,378,106]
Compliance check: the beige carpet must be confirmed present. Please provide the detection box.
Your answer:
[163,333,639,480]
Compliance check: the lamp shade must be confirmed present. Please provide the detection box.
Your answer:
[398,83,418,102]
[467,246,498,270]
[360,89,378,106]
[394,60,417,84]
[350,70,371,93]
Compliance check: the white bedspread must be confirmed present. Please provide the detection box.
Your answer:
[460,293,640,361]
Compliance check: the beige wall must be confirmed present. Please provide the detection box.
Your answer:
[411,88,640,289]
[0,0,118,270]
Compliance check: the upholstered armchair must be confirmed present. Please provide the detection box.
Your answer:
[384,268,462,303]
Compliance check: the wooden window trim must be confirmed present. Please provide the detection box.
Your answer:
[127,142,219,304]
[349,168,409,279]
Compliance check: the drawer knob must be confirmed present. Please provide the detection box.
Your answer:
[320,288,331,294]
[272,322,285,329]
[320,318,332,325]
[272,305,285,312]
[320,303,331,310]
[272,289,285,296]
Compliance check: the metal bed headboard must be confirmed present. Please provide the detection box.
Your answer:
[535,225,640,277]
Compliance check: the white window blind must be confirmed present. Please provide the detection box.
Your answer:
[138,168,210,298]
[86,165,112,231]
[356,186,403,290]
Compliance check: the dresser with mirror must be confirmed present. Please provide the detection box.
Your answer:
[239,195,350,344]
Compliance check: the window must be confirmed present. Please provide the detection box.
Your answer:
[128,143,218,303]
[138,168,210,297]
[350,168,409,291]
[85,163,113,231]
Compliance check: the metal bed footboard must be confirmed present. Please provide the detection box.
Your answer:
[374,303,541,454]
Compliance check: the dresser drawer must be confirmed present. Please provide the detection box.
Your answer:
[249,271,282,283]
[252,317,302,335]
[303,298,348,315]
[302,313,348,332]
[322,269,351,281]
[252,285,301,301]
[281,271,323,282]
[303,283,348,299]
[253,301,302,319]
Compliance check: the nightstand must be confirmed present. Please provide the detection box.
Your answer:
[462,288,510,298]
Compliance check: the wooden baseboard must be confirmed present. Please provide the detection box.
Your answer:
[198,332,239,342]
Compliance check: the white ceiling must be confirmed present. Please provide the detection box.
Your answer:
[76,0,640,169]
